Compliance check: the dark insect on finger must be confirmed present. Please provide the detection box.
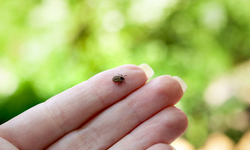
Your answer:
[112,73,127,85]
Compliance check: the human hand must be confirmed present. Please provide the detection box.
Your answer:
[0,64,188,150]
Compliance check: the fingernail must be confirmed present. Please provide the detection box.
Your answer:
[138,63,154,80]
[168,145,176,150]
[173,76,187,93]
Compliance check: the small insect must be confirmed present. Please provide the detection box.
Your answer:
[112,73,127,85]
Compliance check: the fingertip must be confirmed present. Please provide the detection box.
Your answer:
[167,106,189,135]
[147,143,174,150]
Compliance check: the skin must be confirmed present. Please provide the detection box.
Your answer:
[0,65,188,150]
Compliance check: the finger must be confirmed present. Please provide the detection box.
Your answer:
[0,137,19,150]
[0,64,148,150]
[47,75,184,150]
[110,106,188,150]
[147,143,174,150]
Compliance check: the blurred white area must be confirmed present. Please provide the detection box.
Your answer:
[20,0,70,66]
[199,2,227,32]
[199,133,234,150]
[28,0,69,27]
[171,131,250,150]
[0,66,19,98]
[102,10,124,32]
[19,39,51,64]
[236,130,250,150]
[204,60,250,106]
[204,76,237,106]
[225,110,249,131]
[172,137,195,150]
[98,33,123,54]
[128,0,178,26]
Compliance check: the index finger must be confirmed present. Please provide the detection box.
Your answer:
[0,64,150,150]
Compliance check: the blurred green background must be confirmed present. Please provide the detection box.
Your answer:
[0,0,250,148]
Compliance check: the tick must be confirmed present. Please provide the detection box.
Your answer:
[112,73,127,85]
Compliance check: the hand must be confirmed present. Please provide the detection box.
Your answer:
[0,64,188,150]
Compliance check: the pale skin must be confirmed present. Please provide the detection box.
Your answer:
[0,65,188,150]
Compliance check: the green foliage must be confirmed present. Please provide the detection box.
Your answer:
[1,0,250,148]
